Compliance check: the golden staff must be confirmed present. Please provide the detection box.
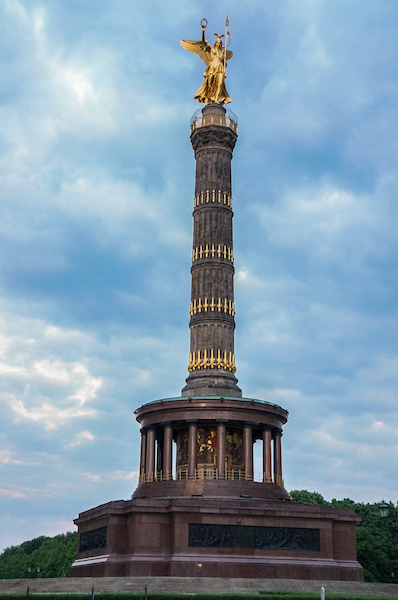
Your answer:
[223,14,229,74]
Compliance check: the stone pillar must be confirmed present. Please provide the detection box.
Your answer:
[139,428,146,483]
[181,103,241,399]
[145,427,155,482]
[263,428,272,483]
[243,423,253,481]
[156,435,163,479]
[163,423,173,481]
[217,421,226,479]
[274,430,283,485]
[188,421,198,479]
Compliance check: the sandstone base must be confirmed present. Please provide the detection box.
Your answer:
[71,493,363,581]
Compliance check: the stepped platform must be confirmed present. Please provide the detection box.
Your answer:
[0,577,397,596]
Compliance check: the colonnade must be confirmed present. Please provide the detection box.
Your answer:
[138,421,283,485]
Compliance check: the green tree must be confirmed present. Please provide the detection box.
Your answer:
[0,532,77,578]
[290,490,329,505]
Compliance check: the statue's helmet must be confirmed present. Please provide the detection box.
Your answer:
[213,33,223,48]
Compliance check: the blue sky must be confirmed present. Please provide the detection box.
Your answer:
[1,0,398,553]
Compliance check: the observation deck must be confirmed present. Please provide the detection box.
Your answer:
[190,105,238,134]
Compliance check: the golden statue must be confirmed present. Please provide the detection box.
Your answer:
[180,16,233,105]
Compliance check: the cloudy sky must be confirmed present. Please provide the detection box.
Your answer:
[1,0,398,553]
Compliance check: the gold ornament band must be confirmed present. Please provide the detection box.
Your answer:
[192,244,233,262]
[194,190,232,208]
[188,349,236,372]
[189,297,235,315]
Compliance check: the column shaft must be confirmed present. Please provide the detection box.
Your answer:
[182,103,241,398]
[274,431,283,485]
[263,428,272,483]
[163,423,173,480]
[145,427,155,482]
[217,421,226,479]
[188,421,198,479]
[139,429,146,483]
[243,424,253,481]
[156,436,163,478]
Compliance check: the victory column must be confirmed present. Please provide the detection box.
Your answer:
[72,19,363,581]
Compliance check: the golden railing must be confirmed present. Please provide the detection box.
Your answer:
[226,469,250,481]
[138,470,173,484]
[139,470,284,485]
[176,467,189,480]
[274,474,284,486]
[195,467,217,479]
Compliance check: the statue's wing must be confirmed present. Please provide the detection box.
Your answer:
[226,49,233,61]
[180,39,211,65]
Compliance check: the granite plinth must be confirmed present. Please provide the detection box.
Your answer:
[72,496,363,581]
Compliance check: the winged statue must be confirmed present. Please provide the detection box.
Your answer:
[180,17,233,105]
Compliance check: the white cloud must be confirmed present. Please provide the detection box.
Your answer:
[258,184,375,261]
[0,315,102,430]
[1,0,398,552]
[0,488,26,499]
[0,450,22,465]
[11,399,96,431]
[68,431,94,447]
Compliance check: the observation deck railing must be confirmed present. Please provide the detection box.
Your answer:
[190,108,238,134]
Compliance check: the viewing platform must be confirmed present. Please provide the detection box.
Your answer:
[190,105,238,134]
